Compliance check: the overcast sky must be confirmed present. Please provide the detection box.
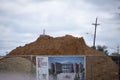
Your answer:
[0,0,120,56]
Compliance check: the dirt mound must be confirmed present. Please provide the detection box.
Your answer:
[0,56,36,80]
[0,56,36,73]
[8,35,104,56]
[2,35,119,80]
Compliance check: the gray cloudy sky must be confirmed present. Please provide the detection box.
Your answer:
[0,0,120,55]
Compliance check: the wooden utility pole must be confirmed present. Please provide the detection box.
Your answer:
[92,17,100,49]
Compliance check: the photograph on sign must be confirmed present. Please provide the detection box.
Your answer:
[36,56,86,80]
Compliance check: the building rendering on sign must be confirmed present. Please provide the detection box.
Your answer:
[50,62,84,74]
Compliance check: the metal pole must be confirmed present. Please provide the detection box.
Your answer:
[30,55,33,80]
[117,46,120,80]
[118,55,120,80]
[90,55,93,80]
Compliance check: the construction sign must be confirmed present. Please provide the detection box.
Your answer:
[36,56,86,80]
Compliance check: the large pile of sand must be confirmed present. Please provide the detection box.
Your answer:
[1,35,119,80]
[0,56,35,73]
[0,56,36,80]
[8,35,105,56]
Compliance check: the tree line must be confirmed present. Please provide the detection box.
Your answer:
[91,45,120,56]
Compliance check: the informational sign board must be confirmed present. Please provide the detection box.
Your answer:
[36,56,86,80]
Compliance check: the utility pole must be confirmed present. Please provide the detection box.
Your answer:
[92,17,100,49]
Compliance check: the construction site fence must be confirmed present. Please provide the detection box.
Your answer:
[0,55,120,80]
